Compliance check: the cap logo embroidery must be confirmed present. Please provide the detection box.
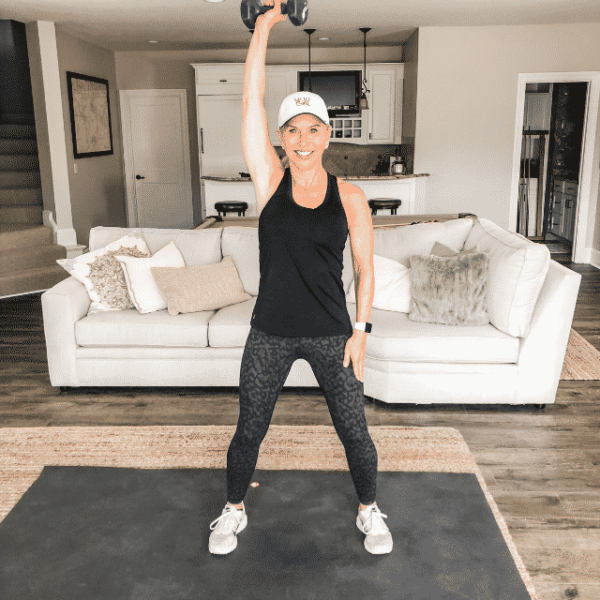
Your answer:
[295,97,311,106]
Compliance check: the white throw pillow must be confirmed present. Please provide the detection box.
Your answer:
[464,218,550,337]
[346,253,412,313]
[56,235,151,315]
[115,241,186,314]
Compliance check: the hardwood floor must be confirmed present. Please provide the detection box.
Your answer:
[0,259,599,600]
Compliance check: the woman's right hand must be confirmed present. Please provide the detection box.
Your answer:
[255,0,288,30]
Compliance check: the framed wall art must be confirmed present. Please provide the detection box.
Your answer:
[66,71,114,158]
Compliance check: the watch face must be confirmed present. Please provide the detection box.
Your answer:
[365,323,372,333]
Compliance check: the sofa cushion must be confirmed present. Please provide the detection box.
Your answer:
[464,218,550,338]
[207,296,257,347]
[221,227,260,296]
[88,227,222,267]
[75,307,215,348]
[368,306,519,364]
[373,218,474,268]
[221,226,355,297]
[206,298,518,363]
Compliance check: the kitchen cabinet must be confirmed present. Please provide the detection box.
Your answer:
[550,179,577,241]
[367,66,401,144]
[196,94,244,177]
[524,92,551,131]
[192,62,404,146]
[195,63,244,95]
[264,67,295,146]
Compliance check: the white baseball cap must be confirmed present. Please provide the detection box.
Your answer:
[278,91,330,129]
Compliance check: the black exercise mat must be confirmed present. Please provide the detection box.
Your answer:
[0,467,532,600]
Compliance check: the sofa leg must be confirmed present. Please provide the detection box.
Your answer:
[59,386,71,393]
[536,404,546,410]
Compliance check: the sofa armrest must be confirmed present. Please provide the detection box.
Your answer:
[516,260,581,404]
[41,276,91,387]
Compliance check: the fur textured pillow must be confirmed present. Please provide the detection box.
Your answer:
[408,248,490,326]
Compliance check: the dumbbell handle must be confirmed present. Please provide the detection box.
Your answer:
[254,0,288,18]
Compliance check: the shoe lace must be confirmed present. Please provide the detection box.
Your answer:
[210,507,239,533]
[363,508,389,536]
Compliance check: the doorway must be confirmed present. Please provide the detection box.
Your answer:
[518,82,587,260]
[509,72,600,264]
[119,89,194,229]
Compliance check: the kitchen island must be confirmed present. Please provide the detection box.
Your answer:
[201,173,429,219]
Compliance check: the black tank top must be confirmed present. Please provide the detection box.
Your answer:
[251,167,353,337]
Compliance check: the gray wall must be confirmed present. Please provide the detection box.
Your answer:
[55,26,127,248]
[401,29,418,145]
[413,23,600,254]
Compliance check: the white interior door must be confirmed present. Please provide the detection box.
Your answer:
[120,90,193,228]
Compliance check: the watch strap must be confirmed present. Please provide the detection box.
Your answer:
[354,322,372,333]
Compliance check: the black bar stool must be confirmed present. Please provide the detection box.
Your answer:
[368,198,402,215]
[214,201,249,217]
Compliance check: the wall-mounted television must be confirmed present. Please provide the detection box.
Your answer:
[298,70,362,117]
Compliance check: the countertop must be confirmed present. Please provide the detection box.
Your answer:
[201,173,429,182]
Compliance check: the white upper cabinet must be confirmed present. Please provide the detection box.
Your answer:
[195,63,245,95]
[264,67,295,146]
[367,65,403,144]
[192,62,404,147]
[524,93,551,131]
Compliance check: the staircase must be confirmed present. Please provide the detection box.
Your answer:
[0,113,69,298]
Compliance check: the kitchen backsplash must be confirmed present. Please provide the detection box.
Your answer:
[273,143,414,178]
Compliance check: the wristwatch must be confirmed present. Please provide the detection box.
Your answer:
[354,322,372,334]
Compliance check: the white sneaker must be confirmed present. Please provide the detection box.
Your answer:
[356,504,393,554]
[209,502,248,555]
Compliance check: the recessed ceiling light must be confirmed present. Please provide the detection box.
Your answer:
[318,37,329,41]
[148,40,159,44]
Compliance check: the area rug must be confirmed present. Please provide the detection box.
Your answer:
[561,328,600,380]
[0,425,539,600]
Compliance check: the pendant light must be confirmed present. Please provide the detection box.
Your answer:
[304,28,316,92]
[359,27,371,111]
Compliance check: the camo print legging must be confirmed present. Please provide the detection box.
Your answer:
[226,325,378,505]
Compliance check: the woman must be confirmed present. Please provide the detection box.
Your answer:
[209,0,392,556]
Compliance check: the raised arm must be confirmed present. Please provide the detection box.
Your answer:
[242,0,287,214]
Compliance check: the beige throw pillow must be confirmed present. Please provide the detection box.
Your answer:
[408,244,490,326]
[151,255,252,316]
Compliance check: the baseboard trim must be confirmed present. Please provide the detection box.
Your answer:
[589,247,600,270]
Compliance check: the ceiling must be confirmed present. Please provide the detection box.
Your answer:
[1,0,599,52]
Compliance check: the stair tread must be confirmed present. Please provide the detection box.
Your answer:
[0,241,65,254]
[1,264,66,277]
[0,223,47,232]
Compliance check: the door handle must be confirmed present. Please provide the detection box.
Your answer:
[136,175,145,180]
[200,128,204,154]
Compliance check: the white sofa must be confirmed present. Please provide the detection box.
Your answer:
[41,217,581,407]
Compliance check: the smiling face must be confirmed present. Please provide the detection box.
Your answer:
[277,114,332,170]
